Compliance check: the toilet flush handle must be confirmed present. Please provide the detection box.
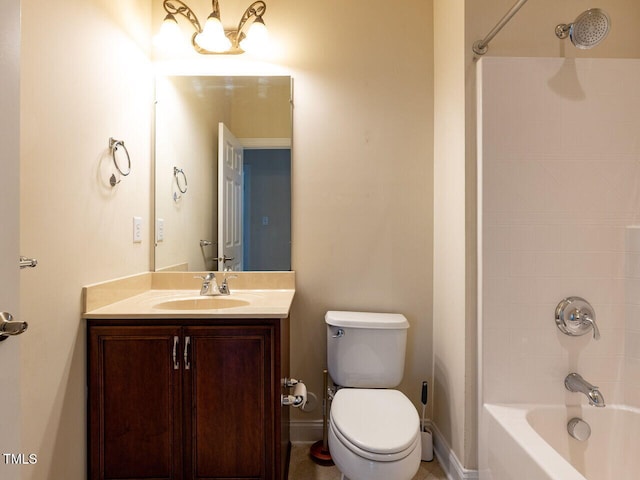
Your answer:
[332,328,345,338]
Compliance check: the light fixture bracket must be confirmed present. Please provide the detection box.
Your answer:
[163,0,203,32]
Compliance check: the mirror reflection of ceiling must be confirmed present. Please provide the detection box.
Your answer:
[154,75,292,272]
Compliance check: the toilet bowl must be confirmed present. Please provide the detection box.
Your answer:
[325,311,421,480]
[328,388,421,480]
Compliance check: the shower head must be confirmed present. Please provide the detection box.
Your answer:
[555,8,610,49]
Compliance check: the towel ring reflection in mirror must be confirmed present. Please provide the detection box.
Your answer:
[173,166,188,202]
[109,137,131,187]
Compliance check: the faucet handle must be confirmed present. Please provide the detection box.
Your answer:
[555,297,600,340]
[194,272,216,281]
[583,314,600,340]
[219,274,238,294]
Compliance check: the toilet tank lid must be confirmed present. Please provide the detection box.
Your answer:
[325,311,409,329]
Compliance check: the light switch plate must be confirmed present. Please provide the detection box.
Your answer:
[133,216,142,243]
[157,218,164,242]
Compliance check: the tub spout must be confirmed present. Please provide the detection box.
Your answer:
[565,373,606,407]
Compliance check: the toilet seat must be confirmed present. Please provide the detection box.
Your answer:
[330,388,420,462]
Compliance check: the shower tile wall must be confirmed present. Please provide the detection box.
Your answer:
[626,227,640,406]
[480,57,640,407]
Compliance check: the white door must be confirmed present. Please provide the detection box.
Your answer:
[0,0,22,477]
[218,123,243,271]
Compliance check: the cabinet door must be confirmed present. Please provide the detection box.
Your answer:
[184,326,274,480]
[88,326,183,480]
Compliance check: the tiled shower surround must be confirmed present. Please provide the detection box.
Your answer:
[479,57,640,408]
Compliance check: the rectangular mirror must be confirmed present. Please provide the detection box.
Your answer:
[154,75,292,272]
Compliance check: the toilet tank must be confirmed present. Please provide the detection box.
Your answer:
[325,311,409,388]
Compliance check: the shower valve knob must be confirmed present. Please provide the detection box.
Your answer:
[555,297,600,340]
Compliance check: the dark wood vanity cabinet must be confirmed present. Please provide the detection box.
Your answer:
[87,318,290,480]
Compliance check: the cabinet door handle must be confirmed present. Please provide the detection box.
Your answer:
[172,336,180,370]
[184,336,191,370]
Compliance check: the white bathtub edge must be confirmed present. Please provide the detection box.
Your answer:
[484,403,587,480]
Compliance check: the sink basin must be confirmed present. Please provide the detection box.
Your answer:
[154,297,250,311]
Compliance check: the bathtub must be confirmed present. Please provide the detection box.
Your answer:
[481,403,640,480]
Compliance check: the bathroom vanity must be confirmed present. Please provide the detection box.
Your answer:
[83,272,295,480]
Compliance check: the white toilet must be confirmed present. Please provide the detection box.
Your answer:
[325,310,421,480]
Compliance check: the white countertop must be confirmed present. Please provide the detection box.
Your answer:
[83,288,295,319]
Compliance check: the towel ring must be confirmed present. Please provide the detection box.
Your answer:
[173,167,188,202]
[109,138,131,176]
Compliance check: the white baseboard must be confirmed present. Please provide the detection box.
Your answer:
[430,422,479,480]
[290,419,479,480]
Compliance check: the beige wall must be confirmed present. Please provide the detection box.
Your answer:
[275,0,434,428]
[19,0,153,478]
[17,1,434,479]
[230,79,291,138]
[155,76,224,271]
[433,0,473,470]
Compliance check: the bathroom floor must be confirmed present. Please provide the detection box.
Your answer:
[288,443,448,480]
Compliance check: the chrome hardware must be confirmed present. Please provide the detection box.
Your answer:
[109,137,131,187]
[327,385,336,401]
[281,394,305,407]
[172,336,180,369]
[195,272,236,296]
[218,274,237,295]
[173,166,188,202]
[565,373,606,407]
[555,297,600,340]
[281,377,307,407]
[174,167,187,193]
[583,314,600,340]
[332,328,345,338]
[472,0,530,56]
[19,256,38,269]
[184,336,191,370]
[200,239,213,247]
[194,272,221,296]
[283,377,300,388]
[218,254,235,263]
[567,417,591,441]
[0,312,28,342]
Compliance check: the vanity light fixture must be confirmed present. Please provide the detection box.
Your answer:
[156,0,268,55]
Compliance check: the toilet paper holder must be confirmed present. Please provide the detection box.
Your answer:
[281,377,307,408]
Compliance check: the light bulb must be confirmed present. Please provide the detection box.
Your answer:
[153,14,182,50]
[239,18,268,53]
[195,14,231,53]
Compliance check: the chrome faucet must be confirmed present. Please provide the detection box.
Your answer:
[195,272,237,296]
[195,272,221,296]
[565,373,606,407]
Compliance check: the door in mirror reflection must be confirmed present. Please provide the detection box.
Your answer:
[218,123,291,272]
[218,123,244,271]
